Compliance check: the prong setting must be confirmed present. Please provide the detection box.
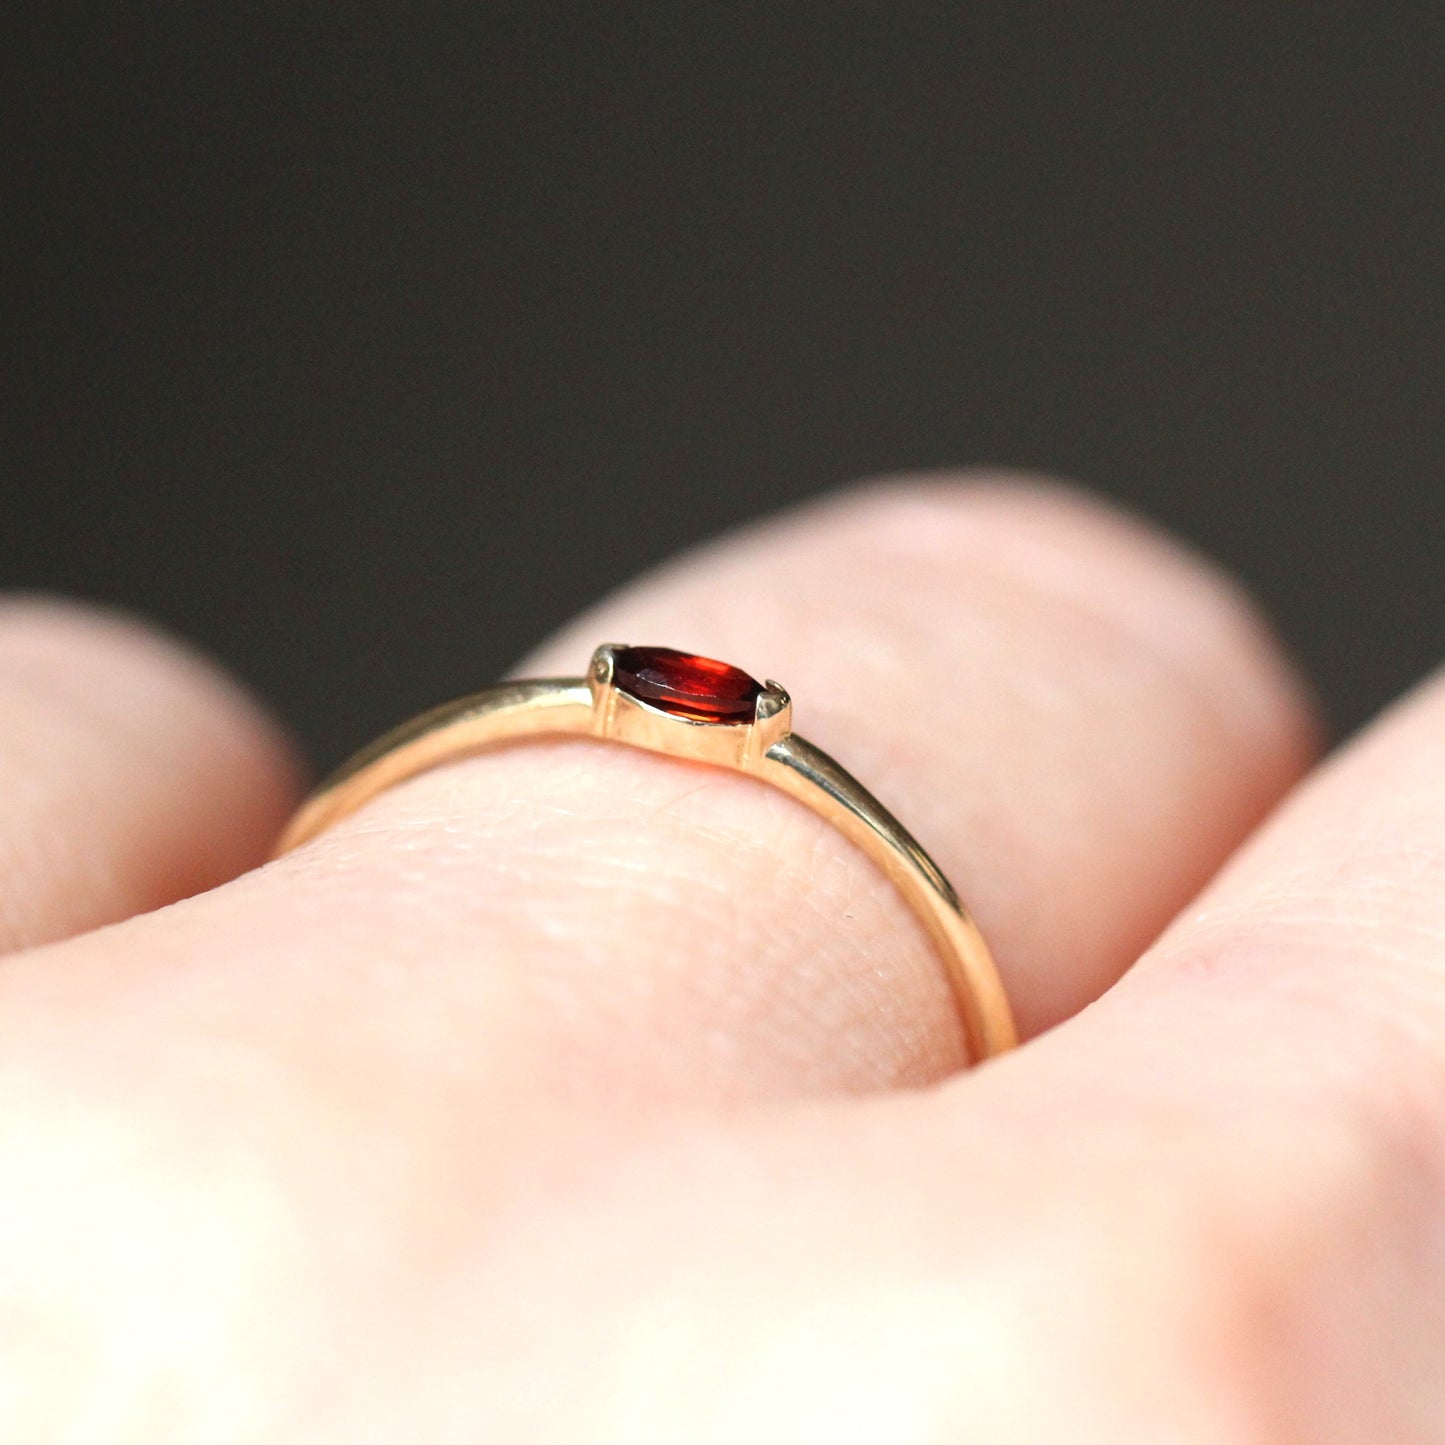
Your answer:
[588,643,622,688]
[590,644,791,768]
[587,643,626,736]
[746,679,793,763]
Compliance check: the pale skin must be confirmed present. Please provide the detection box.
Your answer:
[0,475,1439,1441]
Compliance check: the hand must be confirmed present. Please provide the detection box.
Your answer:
[0,476,1431,1441]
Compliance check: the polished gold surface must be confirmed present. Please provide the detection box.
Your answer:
[274,645,1017,1062]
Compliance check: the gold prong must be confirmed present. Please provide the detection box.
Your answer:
[588,643,625,734]
[589,643,623,685]
[746,680,793,763]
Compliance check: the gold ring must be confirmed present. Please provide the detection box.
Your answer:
[273,644,1017,1063]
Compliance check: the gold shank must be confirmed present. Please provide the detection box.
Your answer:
[274,660,1017,1063]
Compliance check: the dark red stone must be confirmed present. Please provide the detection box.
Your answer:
[612,645,762,724]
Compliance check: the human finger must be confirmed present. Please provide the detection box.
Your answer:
[521,476,1319,1044]
[0,482,1323,1439]
[104,475,1321,1105]
[484,655,1445,1436]
[921,660,1445,1437]
[0,597,301,953]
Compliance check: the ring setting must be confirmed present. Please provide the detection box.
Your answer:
[274,644,1017,1063]
[591,644,791,766]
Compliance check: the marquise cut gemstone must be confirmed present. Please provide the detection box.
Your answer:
[611,645,763,724]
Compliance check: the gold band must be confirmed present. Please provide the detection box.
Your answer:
[274,645,1017,1063]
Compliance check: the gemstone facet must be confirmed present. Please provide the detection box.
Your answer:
[611,645,762,724]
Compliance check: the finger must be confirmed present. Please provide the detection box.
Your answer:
[523,476,1319,1041]
[930,663,1445,1436]
[1099,655,1445,1121]
[0,598,301,952]
[0,485,1320,1437]
[16,478,1314,1107]
[463,648,1445,1443]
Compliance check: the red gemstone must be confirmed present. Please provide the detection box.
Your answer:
[611,645,762,724]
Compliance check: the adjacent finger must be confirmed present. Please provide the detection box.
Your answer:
[0,598,301,952]
[1100,654,1445,1127]
[930,662,1445,1437]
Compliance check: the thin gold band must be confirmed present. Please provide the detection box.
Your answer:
[274,647,1017,1063]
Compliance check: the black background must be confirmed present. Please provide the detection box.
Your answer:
[5,7,1442,766]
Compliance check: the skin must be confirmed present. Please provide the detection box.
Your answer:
[0,473,1438,1441]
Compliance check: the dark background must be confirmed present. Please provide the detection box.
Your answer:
[5,7,1442,766]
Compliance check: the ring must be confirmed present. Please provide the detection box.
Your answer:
[273,644,1017,1062]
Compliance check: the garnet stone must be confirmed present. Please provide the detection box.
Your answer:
[611,645,763,724]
